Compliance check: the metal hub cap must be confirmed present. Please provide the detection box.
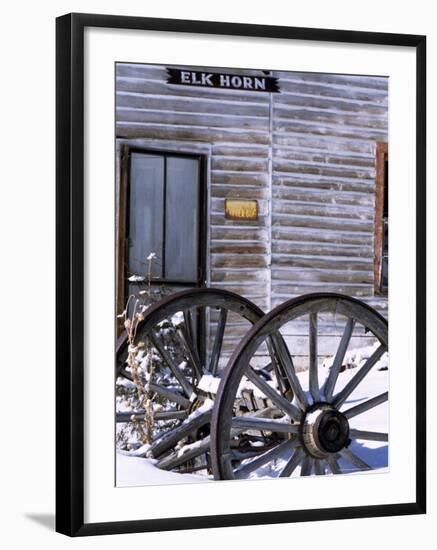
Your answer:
[302,404,350,458]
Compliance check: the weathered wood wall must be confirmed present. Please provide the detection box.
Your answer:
[116,63,388,364]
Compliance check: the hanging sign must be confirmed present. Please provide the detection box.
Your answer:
[167,68,280,92]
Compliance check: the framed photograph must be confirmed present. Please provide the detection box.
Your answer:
[56,13,426,536]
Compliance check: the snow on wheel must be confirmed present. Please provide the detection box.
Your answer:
[211,293,388,480]
[116,288,272,476]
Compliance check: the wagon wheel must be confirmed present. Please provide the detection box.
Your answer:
[211,293,388,480]
[116,288,272,476]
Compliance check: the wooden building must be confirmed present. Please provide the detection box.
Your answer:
[115,63,388,366]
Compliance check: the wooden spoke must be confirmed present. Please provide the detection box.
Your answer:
[175,324,203,381]
[343,391,388,419]
[326,454,342,475]
[116,409,188,423]
[183,308,202,366]
[149,408,212,458]
[183,309,194,346]
[256,362,276,381]
[333,344,387,408]
[157,436,211,471]
[270,334,308,409]
[349,429,388,442]
[279,446,305,477]
[190,307,203,366]
[231,416,299,434]
[149,332,194,398]
[244,367,302,421]
[314,459,326,475]
[265,340,292,400]
[154,410,188,421]
[182,310,195,353]
[147,382,191,408]
[117,288,270,476]
[210,292,388,481]
[234,439,297,479]
[339,448,372,471]
[300,455,314,476]
[309,312,320,403]
[323,318,355,401]
[209,308,228,376]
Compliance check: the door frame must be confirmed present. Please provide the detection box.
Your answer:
[116,144,208,323]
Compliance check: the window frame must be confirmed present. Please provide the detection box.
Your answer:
[374,141,388,295]
[116,145,208,318]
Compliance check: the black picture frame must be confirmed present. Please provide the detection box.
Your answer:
[56,12,426,537]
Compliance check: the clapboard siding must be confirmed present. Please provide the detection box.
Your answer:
[273,255,372,271]
[277,76,388,103]
[117,124,270,144]
[271,71,387,355]
[116,64,271,314]
[117,108,268,129]
[117,94,269,116]
[211,186,269,200]
[271,94,387,115]
[272,187,374,207]
[272,225,372,244]
[273,134,378,154]
[116,63,388,359]
[211,172,268,186]
[273,201,373,219]
[274,151,376,169]
[273,121,386,141]
[273,160,375,180]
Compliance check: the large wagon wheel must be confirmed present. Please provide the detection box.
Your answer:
[211,293,388,480]
[116,288,273,476]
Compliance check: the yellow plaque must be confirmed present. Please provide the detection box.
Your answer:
[224,199,258,221]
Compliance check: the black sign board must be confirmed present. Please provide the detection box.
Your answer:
[167,68,280,93]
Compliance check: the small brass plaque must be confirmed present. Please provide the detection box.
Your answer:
[225,199,258,221]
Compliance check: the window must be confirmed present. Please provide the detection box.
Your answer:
[116,148,205,316]
[374,142,388,294]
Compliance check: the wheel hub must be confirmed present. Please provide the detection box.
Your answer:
[302,404,350,458]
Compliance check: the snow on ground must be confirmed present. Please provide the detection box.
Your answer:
[116,347,388,486]
[117,453,210,487]
[237,364,388,480]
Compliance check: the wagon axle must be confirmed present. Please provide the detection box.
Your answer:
[302,404,350,459]
[116,289,388,480]
[211,292,388,479]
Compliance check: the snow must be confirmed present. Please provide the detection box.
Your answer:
[176,437,208,458]
[128,274,145,282]
[116,453,209,487]
[237,376,278,399]
[171,311,184,327]
[322,340,388,371]
[117,348,388,486]
[116,376,136,390]
[240,364,389,480]
[185,398,214,419]
[120,442,151,458]
[197,373,221,394]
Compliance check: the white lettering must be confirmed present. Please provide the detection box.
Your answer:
[231,76,243,88]
[175,70,273,92]
[254,77,266,90]
[243,77,253,89]
[220,74,231,87]
[191,71,202,84]
[201,73,214,86]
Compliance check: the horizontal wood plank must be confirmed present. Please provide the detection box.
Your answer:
[116,64,388,354]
